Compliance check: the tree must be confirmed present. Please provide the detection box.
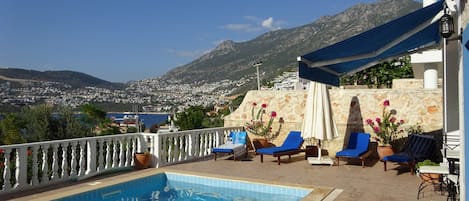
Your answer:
[80,103,108,134]
[340,56,413,88]
[175,106,206,130]
[0,114,25,145]
[20,104,53,142]
[55,106,93,138]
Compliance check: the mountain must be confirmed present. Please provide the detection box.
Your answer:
[0,68,124,89]
[161,0,422,89]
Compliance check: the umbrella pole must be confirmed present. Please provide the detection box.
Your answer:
[317,140,322,160]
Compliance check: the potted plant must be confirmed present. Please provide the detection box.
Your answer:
[365,100,405,160]
[416,159,441,184]
[134,151,150,169]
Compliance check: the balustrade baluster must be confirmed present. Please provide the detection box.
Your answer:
[2,149,11,190]
[50,144,59,181]
[69,142,77,178]
[174,136,180,162]
[31,146,39,185]
[160,135,167,165]
[41,145,49,184]
[119,138,125,167]
[112,139,118,168]
[125,138,131,167]
[86,139,97,175]
[97,139,104,172]
[179,135,184,161]
[202,134,208,156]
[78,143,85,176]
[193,134,200,157]
[105,140,111,169]
[168,137,174,163]
[130,138,136,166]
[61,143,69,180]
[188,133,194,159]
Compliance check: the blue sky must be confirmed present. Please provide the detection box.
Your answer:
[0,0,400,83]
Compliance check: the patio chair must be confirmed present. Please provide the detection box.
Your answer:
[256,131,304,165]
[212,131,247,161]
[382,134,436,174]
[335,132,372,168]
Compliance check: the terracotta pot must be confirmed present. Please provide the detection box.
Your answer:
[134,152,150,169]
[252,138,269,150]
[377,145,394,160]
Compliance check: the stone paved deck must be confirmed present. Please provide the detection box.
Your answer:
[5,153,450,201]
[168,153,449,201]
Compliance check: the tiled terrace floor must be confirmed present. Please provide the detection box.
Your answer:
[6,153,450,201]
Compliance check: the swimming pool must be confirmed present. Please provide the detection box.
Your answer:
[55,172,313,201]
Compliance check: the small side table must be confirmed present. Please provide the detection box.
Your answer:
[417,165,449,199]
[304,145,318,160]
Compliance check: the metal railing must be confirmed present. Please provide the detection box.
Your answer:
[0,126,243,195]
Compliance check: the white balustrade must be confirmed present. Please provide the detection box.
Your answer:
[0,127,242,195]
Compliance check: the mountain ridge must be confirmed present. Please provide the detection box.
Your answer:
[161,0,421,90]
[0,68,124,89]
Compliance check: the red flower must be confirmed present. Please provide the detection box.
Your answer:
[261,103,267,108]
[390,117,396,123]
[400,119,405,124]
[252,102,257,106]
[375,117,381,123]
[373,126,381,133]
[270,111,277,118]
[383,100,390,107]
[366,119,373,125]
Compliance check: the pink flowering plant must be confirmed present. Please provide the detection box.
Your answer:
[365,100,405,146]
[245,102,278,138]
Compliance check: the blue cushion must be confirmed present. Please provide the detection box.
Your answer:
[336,149,366,157]
[212,144,244,153]
[280,131,304,150]
[383,153,412,162]
[256,131,303,154]
[232,131,247,145]
[256,146,298,155]
[336,132,370,158]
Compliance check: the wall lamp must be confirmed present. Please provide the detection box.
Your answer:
[439,10,454,38]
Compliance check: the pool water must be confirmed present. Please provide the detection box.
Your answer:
[55,172,312,201]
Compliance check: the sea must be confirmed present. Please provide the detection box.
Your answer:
[106,113,170,127]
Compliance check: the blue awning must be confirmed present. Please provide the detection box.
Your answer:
[298,0,444,86]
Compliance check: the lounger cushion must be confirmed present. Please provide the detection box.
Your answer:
[212,131,247,159]
[336,149,367,157]
[212,144,245,153]
[336,133,370,158]
[256,131,304,155]
[383,153,412,162]
[256,146,298,155]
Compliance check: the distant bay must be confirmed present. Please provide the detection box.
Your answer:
[106,113,170,127]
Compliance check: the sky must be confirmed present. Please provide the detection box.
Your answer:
[0,0,395,83]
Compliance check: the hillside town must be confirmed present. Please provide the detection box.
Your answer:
[0,71,306,112]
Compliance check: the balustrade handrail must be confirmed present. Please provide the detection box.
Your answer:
[0,126,244,196]
[0,133,143,149]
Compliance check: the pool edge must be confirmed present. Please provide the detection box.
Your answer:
[7,168,335,201]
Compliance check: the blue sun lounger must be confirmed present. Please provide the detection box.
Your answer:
[335,132,372,168]
[256,131,304,165]
[382,134,436,174]
[212,131,247,161]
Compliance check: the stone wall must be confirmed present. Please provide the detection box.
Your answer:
[224,84,442,157]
